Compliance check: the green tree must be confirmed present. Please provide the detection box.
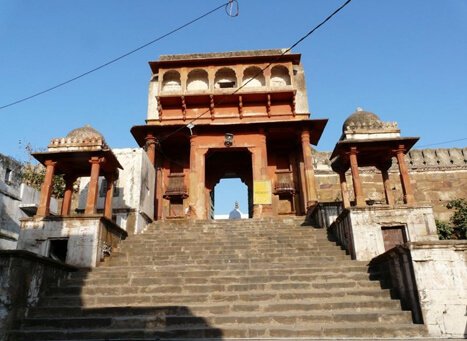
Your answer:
[436,199,467,240]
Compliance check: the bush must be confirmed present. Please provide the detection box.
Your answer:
[436,199,467,240]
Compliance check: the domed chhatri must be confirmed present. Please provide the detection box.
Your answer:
[66,124,104,140]
[342,108,382,132]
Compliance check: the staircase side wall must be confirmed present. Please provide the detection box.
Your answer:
[409,241,467,338]
[0,250,75,341]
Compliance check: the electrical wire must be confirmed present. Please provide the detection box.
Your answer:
[0,1,234,111]
[418,137,467,148]
[159,0,353,143]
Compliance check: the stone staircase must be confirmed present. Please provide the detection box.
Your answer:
[9,217,427,340]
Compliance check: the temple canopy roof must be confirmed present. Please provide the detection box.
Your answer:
[330,108,419,169]
[32,124,122,176]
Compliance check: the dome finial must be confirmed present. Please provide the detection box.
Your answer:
[356,107,363,112]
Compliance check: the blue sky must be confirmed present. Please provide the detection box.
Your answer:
[1,0,466,214]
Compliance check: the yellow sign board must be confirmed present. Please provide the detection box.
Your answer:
[253,180,272,205]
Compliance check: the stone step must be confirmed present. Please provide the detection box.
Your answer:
[10,322,427,340]
[63,272,371,287]
[31,290,396,318]
[72,262,370,277]
[104,257,354,268]
[47,278,382,297]
[105,255,349,266]
[21,310,414,331]
[38,295,400,310]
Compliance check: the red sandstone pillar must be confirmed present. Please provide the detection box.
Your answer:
[145,133,158,220]
[145,133,157,167]
[395,146,415,205]
[85,157,102,214]
[60,175,76,216]
[349,147,365,207]
[37,160,56,217]
[301,130,318,208]
[103,173,115,219]
[381,167,395,206]
[338,171,351,209]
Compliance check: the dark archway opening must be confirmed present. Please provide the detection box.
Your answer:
[205,148,253,219]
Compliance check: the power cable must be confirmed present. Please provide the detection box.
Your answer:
[159,0,353,143]
[418,137,467,148]
[0,1,235,111]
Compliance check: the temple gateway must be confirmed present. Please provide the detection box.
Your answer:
[131,49,325,220]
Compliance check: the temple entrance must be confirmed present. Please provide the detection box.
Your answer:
[205,148,253,219]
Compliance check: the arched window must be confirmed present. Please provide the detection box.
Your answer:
[242,66,265,88]
[270,65,291,87]
[187,69,209,91]
[161,70,181,92]
[215,68,237,89]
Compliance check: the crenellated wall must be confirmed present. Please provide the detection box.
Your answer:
[313,148,467,222]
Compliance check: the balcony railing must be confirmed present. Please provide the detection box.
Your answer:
[163,173,188,199]
[274,170,295,194]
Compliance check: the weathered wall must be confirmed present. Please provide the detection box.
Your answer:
[370,242,467,338]
[410,241,467,338]
[0,250,76,341]
[346,206,438,261]
[0,154,23,249]
[18,216,102,267]
[313,148,467,222]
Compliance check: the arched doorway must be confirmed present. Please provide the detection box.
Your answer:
[205,148,253,219]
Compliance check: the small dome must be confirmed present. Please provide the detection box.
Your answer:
[342,108,381,132]
[66,125,103,140]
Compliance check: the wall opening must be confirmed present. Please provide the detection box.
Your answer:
[213,178,249,219]
[48,239,69,263]
[205,148,253,219]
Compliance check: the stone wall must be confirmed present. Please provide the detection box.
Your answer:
[17,216,127,268]
[410,241,467,337]
[313,148,467,222]
[332,206,439,261]
[0,250,76,341]
[370,241,467,338]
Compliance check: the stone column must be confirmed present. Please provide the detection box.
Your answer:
[250,132,271,218]
[37,160,57,217]
[381,167,395,206]
[395,146,415,205]
[145,133,157,220]
[301,130,318,208]
[338,171,351,209]
[188,137,208,219]
[349,147,365,207]
[145,133,157,167]
[85,157,103,215]
[60,175,76,216]
[103,173,115,219]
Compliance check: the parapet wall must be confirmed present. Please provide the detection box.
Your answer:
[313,148,467,221]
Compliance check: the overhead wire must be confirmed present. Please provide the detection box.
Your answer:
[418,137,467,148]
[158,0,353,143]
[0,1,234,111]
